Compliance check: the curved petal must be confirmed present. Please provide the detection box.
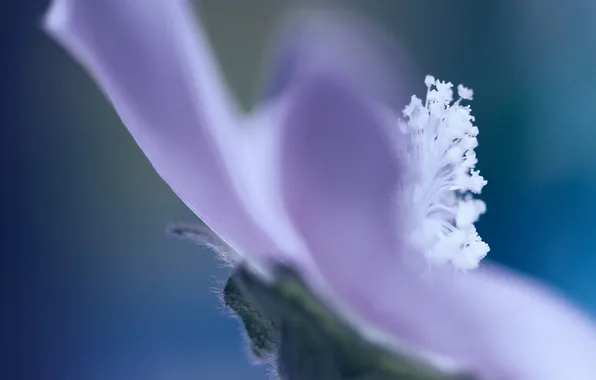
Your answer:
[432,265,596,380]
[262,9,414,109]
[239,10,416,268]
[278,67,410,325]
[369,265,596,380]
[43,0,278,255]
[277,59,596,380]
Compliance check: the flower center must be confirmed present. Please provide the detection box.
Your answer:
[399,76,489,270]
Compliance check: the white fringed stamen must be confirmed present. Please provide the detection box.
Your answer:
[399,75,489,270]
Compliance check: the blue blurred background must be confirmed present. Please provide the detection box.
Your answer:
[9,0,596,379]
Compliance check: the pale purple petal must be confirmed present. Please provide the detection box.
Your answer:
[279,67,409,325]
[236,11,413,267]
[43,0,278,255]
[278,69,596,379]
[429,265,596,380]
[262,9,414,109]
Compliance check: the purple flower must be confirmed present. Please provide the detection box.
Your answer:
[44,1,596,379]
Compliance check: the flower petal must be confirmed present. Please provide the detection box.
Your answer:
[262,9,412,109]
[442,266,596,380]
[392,265,596,380]
[229,11,415,266]
[43,0,278,255]
[278,67,409,322]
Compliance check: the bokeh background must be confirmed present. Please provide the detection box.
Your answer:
[9,0,596,379]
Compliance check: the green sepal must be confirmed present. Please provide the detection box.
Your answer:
[227,264,481,380]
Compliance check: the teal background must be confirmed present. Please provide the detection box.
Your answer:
[9,0,596,379]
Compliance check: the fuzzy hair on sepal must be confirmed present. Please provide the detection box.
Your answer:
[231,264,482,380]
[167,222,240,267]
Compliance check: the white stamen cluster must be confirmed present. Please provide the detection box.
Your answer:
[399,75,489,270]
